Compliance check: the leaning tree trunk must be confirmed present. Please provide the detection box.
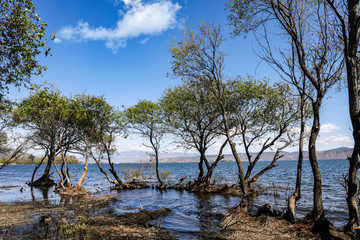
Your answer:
[154,149,164,188]
[308,99,324,222]
[203,140,227,185]
[39,151,54,180]
[60,148,71,187]
[30,154,47,184]
[286,93,306,223]
[222,110,247,196]
[78,139,89,186]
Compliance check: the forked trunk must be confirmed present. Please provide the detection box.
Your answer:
[222,109,247,196]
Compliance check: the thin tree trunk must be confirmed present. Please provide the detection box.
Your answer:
[53,155,65,189]
[286,93,305,223]
[308,100,324,222]
[91,149,118,185]
[78,139,89,186]
[30,154,47,183]
[204,139,227,185]
[60,147,71,187]
[40,153,53,180]
[222,109,247,196]
[155,149,164,188]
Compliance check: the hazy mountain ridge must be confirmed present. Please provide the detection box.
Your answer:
[116,147,353,163]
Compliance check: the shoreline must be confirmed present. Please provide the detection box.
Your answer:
[0,191,353,240]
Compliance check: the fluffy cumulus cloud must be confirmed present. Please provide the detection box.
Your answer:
[55,0,182,53]
[320,123,341,133]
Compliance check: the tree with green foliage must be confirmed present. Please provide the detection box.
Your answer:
[126,100,167,189]
[70,94,105,188]
[84,96,127,187]
[161,83,227,191]
[169,22,249,201]
[227,0,344,224]
[0,0,53,101]
[14,85,76,187]
[169,22,300,210]
[0,101,30,170]
[225,77,299,190]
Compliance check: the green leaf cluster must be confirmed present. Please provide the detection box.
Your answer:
[0,0,53,100]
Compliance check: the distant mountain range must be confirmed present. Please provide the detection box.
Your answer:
[115,147,353,163]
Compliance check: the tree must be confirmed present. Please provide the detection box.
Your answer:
[126,100,167,188]
[0,0,53,101]
[227,0,343,224]
[161,83,227,191]
[169,22,249,200]
[242,20,312,223]
[325,0,360,234]
[0,101,30,170]
[226,77,299,191]
[69,94,108,188]
[14,85,75,187]
[86,97,126,187]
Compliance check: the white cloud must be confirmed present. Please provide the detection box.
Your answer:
[56,0,182,53]
[320,123,341,133]
[318,134,353,144]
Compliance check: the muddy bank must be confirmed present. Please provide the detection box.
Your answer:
[0,195,174,240]
[216,205,352,240]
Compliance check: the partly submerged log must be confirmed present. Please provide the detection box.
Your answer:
[28,174,55,187]
[111,179,150,190]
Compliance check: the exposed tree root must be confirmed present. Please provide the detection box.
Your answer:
[54,184,88,196]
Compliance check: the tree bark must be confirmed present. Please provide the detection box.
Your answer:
[198,152,205,182]
[155,149,164,188]
[286,92,305,223]
[30,154,47,184]
[326,0,360,232]
[77,139,89,186]
[308,99,324,222]
[104,145,123,185]
[345,47,360,233]
[221,108,247,196]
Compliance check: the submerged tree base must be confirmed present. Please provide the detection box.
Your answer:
[110,179,150,190]
[168,177,262,197]
[28,175,55,188]
[54,184,88,196]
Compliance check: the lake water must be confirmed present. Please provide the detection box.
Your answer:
[0,159,350,239]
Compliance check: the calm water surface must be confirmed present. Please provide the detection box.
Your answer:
[0,159,350,238]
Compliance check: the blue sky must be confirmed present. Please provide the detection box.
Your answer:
[19,0,353,154]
